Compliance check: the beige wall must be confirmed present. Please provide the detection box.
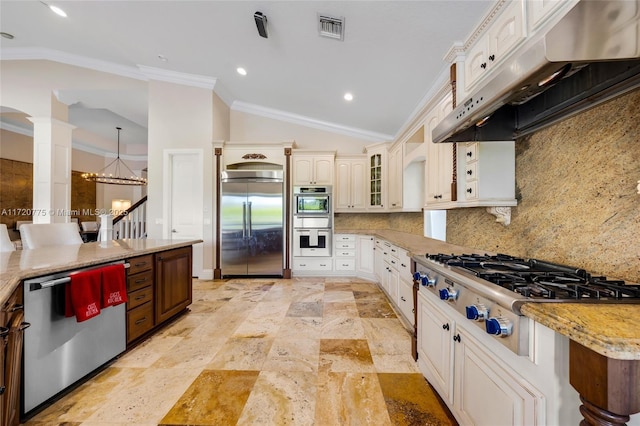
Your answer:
[447,89,640,283]
[335,212,423,235]
[230,110,380,153]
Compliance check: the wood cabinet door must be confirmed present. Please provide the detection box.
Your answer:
[155,246,193,324]
[4,310,25,426]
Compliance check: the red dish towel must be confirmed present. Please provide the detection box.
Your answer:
[65,269,102,322]
[101,263,128,308]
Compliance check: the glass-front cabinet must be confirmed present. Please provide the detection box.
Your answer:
[365,143,388,210]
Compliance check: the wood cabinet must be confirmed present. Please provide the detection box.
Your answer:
[126,246,192,344]
[292,152,335,185]
[335,156,367,212]
[126,254,155,343]
[366,144,388,210]
[464,0,526,93]
[155,246,193,324]
[1,287,27,426]
[417,289,544,425]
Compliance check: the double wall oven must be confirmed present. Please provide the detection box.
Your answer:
[293,186,332,257]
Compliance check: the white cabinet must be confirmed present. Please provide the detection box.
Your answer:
[356,235,375,279]
[293,257,333,272]
[334,234,356,273]
[425,94,455,207]
[373,238,386,284]
[388,144,403,209]
[417,290,545,425]
[292,152,335,186]
[366,144,388,210]
[460,142,516,206]
[464,0,526,93]
[335,156,367,212]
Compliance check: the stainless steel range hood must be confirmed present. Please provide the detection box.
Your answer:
[433,0,640,143]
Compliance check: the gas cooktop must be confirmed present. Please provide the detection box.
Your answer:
[425,253,640,301]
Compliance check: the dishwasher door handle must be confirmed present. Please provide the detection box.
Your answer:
[29,262,130,291]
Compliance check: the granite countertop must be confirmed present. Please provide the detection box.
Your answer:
[0,238,202,305]
[337,229,640,361]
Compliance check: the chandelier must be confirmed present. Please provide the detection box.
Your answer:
[82,127,147,186]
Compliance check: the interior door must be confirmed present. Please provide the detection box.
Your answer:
[169,152,202,239]
[221,181,248,276]
[247,181,283,275]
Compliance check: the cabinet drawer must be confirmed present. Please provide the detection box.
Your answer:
[128,255,153,275]
[465,181,479,200]
[397,252,412,278]
[335,259,356,271]
[465,162,478,182]
[127,302,154,343]
[128,286,153,311]
[293,258,332,271]
[389,245,400,259]
[465,143,478,163]
[335,241,356,250]
[335,249,355,257]
[335,234,356,242]
[127,269,154,293]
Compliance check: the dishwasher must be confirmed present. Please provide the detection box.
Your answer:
[22,261,128,416]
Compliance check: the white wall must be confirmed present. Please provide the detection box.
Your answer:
[146,80,216,277]
[230,110,379,153]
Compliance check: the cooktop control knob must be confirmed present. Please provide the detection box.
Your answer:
[485,317,513,337]
[465,304,489,321]
[439,288,458,301]
[414,272,436,287]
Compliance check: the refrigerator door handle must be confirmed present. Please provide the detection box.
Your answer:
[247,201,252,238]
[242,202,247,239]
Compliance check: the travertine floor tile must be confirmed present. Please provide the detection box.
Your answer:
[236,371,317,426]
[24,278,457,426]
[159,370,259,426]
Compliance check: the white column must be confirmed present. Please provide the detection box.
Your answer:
[27,117,75,224]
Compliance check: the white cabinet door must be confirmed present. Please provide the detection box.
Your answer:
[417,291,453,402]
[335,157,367,212]
[356,235,375,277]
[292,154,335,186]
[425,95,454,207]
[373,239,385,284]
[453,326,544,426]
[388,144,403,209]
[398,278,415,327]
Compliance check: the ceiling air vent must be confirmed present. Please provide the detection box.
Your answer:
[318,14,344,41]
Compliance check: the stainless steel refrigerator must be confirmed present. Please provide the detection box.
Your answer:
[221,170,284,277]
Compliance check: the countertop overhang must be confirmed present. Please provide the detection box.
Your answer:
[0,238,202,305]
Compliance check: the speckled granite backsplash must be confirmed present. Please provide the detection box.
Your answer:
[447,89,640,283]
[334,212,423,235]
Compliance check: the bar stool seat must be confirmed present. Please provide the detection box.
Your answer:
[0,224,15,252]
[20,223,83,249]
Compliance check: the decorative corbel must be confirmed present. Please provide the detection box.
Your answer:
[486,206,511,226]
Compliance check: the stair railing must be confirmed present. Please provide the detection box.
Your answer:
[112,196,147,240]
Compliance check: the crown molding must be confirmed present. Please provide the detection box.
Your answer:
[232,101,391,143]
[0,121,147,161]
[137,65,216,90]
[0,47,147,80]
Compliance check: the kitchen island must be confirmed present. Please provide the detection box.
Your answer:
[0,238,201,305]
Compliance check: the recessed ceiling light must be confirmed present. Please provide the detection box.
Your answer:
[237,67,247,76]
[344,92,353,101]
[44,2,67,17]
[0,32,14,40]
[157,54,168,62]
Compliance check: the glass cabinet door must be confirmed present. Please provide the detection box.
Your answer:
[369,153,383,208]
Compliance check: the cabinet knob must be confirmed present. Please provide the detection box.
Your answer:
[467,188,473,194]
[467,151,473,157]
[442,323,450,331]
[453,334,461,342]
[489,54,495,62]
[480,62,487,69]
[467,170,473,176]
